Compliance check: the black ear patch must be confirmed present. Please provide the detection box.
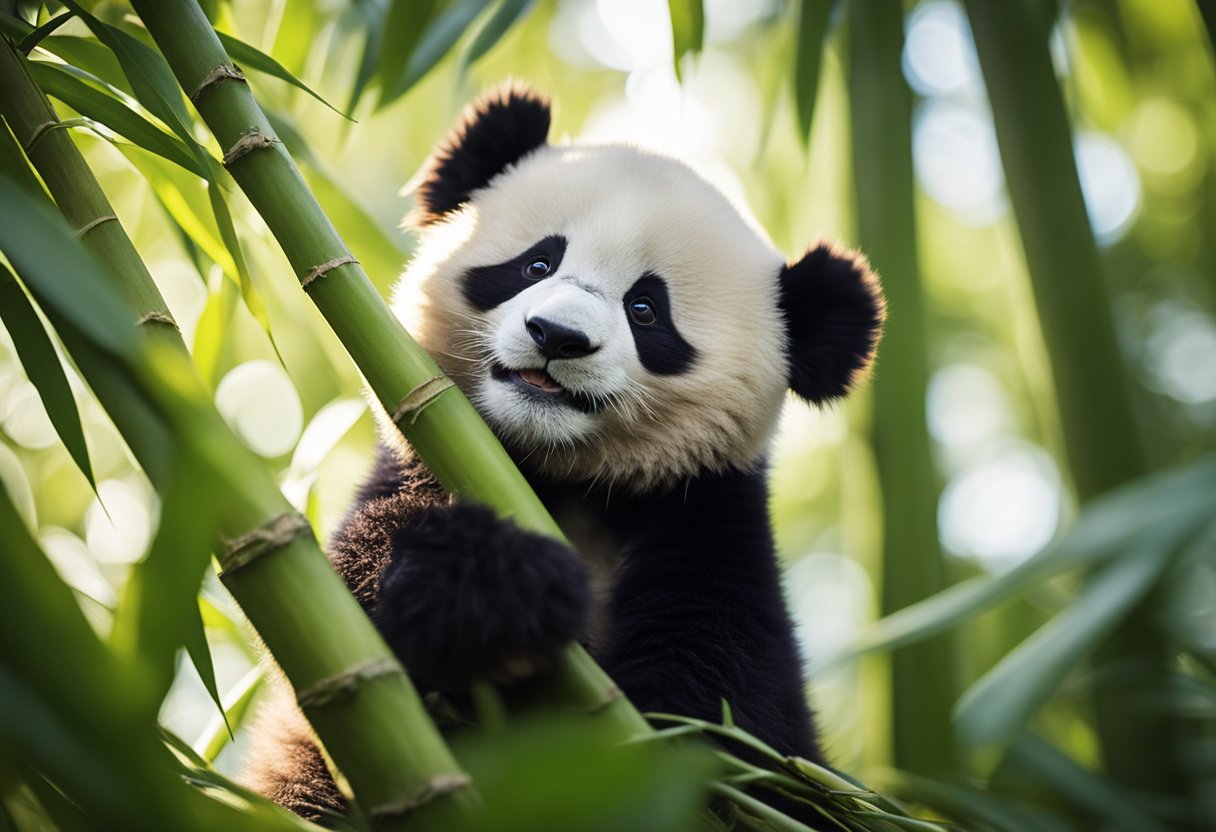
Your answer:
[412,82,551,225]
[780,242,886,404]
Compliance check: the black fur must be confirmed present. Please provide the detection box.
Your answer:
[463,235,567,311]
[781,242,886,404]
[413,83,551,225]
[374,502,590,690]
[624,273,698,375]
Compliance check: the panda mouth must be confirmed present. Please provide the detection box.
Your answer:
[491,364,599,413]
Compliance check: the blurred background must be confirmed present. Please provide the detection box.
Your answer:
[2,0,1215,828]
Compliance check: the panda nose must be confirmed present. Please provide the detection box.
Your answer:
[525,317,595,359]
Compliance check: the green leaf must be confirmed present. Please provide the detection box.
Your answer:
[192,275,239,389]
[16,11,74,54]
[216,31,351,120]
[372,0,442,110]
[204,169,278,349]
[0,177,138,357]
[0,264,97,492]
[38,35,134,96]
[955,524,1196,748]
[0,114,50,200]
[58,1,202,158]
[29,61,206,176]
[197,666,264,762]
[668,0,704,80]
[110,443,223,701]
[793,1,834,146]
[836,454,1216,663]
[461,0,535,71]
[1005,734,1167,832]
[182,604,232,744]
[384,0,493,108]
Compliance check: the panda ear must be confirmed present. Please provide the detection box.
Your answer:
[411,82,551,225]
[780,241,886,405]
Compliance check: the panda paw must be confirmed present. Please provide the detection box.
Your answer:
[373,502,590,690]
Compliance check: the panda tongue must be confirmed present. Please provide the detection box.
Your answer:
[519,368,563,393]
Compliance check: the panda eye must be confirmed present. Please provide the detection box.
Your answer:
[523,256,551,279]
[628,297,657,326]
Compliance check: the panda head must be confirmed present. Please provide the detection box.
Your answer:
[393,83,885,492]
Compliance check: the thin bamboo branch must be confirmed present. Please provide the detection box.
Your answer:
[0,34,476,829]
[126,0,648,737]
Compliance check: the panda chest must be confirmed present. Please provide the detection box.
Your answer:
[547,499,626,649]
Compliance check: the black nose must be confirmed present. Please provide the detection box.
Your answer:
[526,317,595,359]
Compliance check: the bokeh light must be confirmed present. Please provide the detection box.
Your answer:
[215,360,304,458]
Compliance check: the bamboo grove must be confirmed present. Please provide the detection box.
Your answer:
[1,1,1213,831]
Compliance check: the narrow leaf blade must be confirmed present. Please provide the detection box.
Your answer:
[216,31,350,119]
[0,264,97,492]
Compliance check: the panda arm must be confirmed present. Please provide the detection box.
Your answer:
[595,465,824,763]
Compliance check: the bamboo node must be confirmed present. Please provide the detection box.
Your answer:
[135,310,180,331]
[190,64,246,101]
[219,512,312,574]
[222,130,279,167]
[587,683,624,714]
[24,119,58,152]
[391,375,456,426]
[74,214,118,238]
[368,773,474,819]
[301,255,359,289]
[296,657,402,708]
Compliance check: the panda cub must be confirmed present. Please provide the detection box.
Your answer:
[246,83,885,821]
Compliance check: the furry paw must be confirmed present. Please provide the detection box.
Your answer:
[373,502,589,690]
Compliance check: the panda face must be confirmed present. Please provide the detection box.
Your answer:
[395,143,791,491]
[392,85,886,493]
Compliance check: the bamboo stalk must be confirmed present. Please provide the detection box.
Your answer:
[126,0,648,736]
[0,34,477,828]
[962,0,1185,799]
[845,1,955,774]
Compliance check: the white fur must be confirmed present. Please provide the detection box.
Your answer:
[393,142,790,492]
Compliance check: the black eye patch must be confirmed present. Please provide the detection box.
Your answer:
[463,235,567,311]
[624,273,696,375]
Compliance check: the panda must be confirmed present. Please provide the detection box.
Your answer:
[245,82,885,824]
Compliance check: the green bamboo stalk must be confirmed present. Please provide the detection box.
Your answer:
[846,3,955,774]
[0,35,477,828]
[962,0,1185,798]
[126,0,648,736]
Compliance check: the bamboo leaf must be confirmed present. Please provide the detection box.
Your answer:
[0,263,97,492]
[372,0,441,109]
[384,0,493,107]
[0,178,137,357]
[955,528,1194,748]
[109,443,223,703]
[182,604,232,743]
[668,0,704,80]
[0,116,50,202]
[58,1,198,150]
[29,61,206,175]
[16,11,74,54]
[837,455,1216,663]
[196,666,264,762]
[215,31,350,120]
[205,171,278,348]
[461,0,535,71]
[1006,735,1167,832]
[192,275,239,388]
[793,0,833,146]
[38,35,133,96]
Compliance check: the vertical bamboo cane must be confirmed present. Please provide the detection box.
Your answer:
[963,0,1185,798]
[846,1,956,774]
